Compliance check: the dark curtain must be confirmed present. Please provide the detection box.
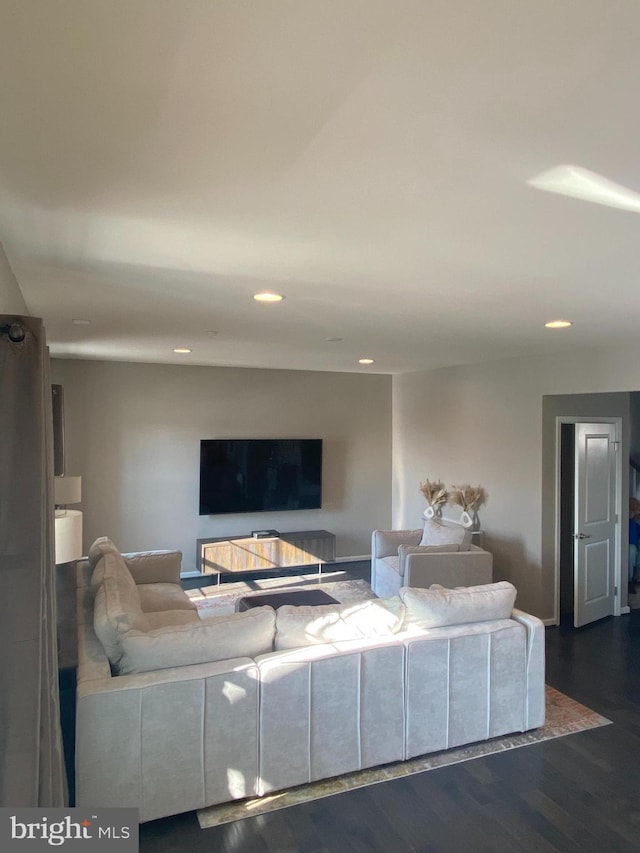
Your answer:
[0,315,66,806]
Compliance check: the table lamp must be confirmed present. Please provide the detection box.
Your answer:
[54,475,83,564]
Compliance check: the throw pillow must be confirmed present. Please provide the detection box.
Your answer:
[419,519,472,550]
[400,581,517,630]
[274,597,406,651]
[93,570,149,667]
[116,606,276,675]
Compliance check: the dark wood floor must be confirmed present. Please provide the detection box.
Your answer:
[136,607,640,852]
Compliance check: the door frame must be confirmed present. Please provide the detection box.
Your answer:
[553,416,623,626]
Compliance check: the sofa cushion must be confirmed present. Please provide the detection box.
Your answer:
[274,597,406,651]
[94,587,200,667]
[116,606,276,675]
[102,551,143,616]
[400,581,517,630]
[93,584,124,666]
[91,551,148,665]
[88,537,121,578]
[138,583,198,613]
[419,519,472,550]
[93,578,149,667]
[144,610,201,630]
[123,550,183,585]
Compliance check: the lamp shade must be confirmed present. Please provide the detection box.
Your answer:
[54,475,81,505]
[54,509,83,564]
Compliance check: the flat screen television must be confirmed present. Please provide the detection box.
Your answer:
[199,438,323,515]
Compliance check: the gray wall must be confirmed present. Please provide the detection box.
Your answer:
[53,339,640,616]
[393,343,640,619]
[51,359,392,570]
[0,241,27,314]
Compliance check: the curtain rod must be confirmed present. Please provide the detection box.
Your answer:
[0,322,26,343]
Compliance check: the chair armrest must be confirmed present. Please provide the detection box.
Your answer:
[371,529,422,559]
[404,548,493,589]
[122,550,182,585]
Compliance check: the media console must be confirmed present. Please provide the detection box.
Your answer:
[196,529,337,578]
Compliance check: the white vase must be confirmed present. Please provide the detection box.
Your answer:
[423,505,435,520]
[460,510,473,528]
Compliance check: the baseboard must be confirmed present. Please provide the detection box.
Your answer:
[543,609,632,625]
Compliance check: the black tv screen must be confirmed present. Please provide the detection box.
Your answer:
[199,438,323,515]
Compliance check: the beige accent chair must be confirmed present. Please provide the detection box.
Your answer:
[371,524,493,597]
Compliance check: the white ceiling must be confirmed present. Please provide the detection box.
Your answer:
[1,0,640,374]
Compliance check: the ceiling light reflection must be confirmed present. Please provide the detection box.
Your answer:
[528,165,640,212]
[253,292,284,303]
[544,320,572,329]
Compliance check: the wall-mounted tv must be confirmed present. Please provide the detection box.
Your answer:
[199,438,323,516]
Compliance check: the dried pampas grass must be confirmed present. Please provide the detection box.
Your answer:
[419,479,449,509]
[450,484,486,512]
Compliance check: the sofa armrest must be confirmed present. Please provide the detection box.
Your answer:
[76,620,112,685]
[75,657,260,822]
[371,529,422,560]
[77,656,256,697]
[510,608,546,729]
[122,550,182,585]
[404,546,493,589]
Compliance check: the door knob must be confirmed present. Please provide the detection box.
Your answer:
[574,532,592,540]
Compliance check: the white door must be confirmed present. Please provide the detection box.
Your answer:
[573,423,617,627]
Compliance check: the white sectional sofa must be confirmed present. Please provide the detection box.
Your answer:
[75,539,545,823]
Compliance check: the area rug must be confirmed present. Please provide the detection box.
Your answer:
[197,684,611,829]
[193,577,611,828]
[187,572,377,618]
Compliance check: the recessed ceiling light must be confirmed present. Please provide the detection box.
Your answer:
[173,347,192,354]
[205,330,220,336]
[544,320,572,329]
[253,292,285,303]
[72,318,91,325]
[327,337,343,342]
[359,358,374,365]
